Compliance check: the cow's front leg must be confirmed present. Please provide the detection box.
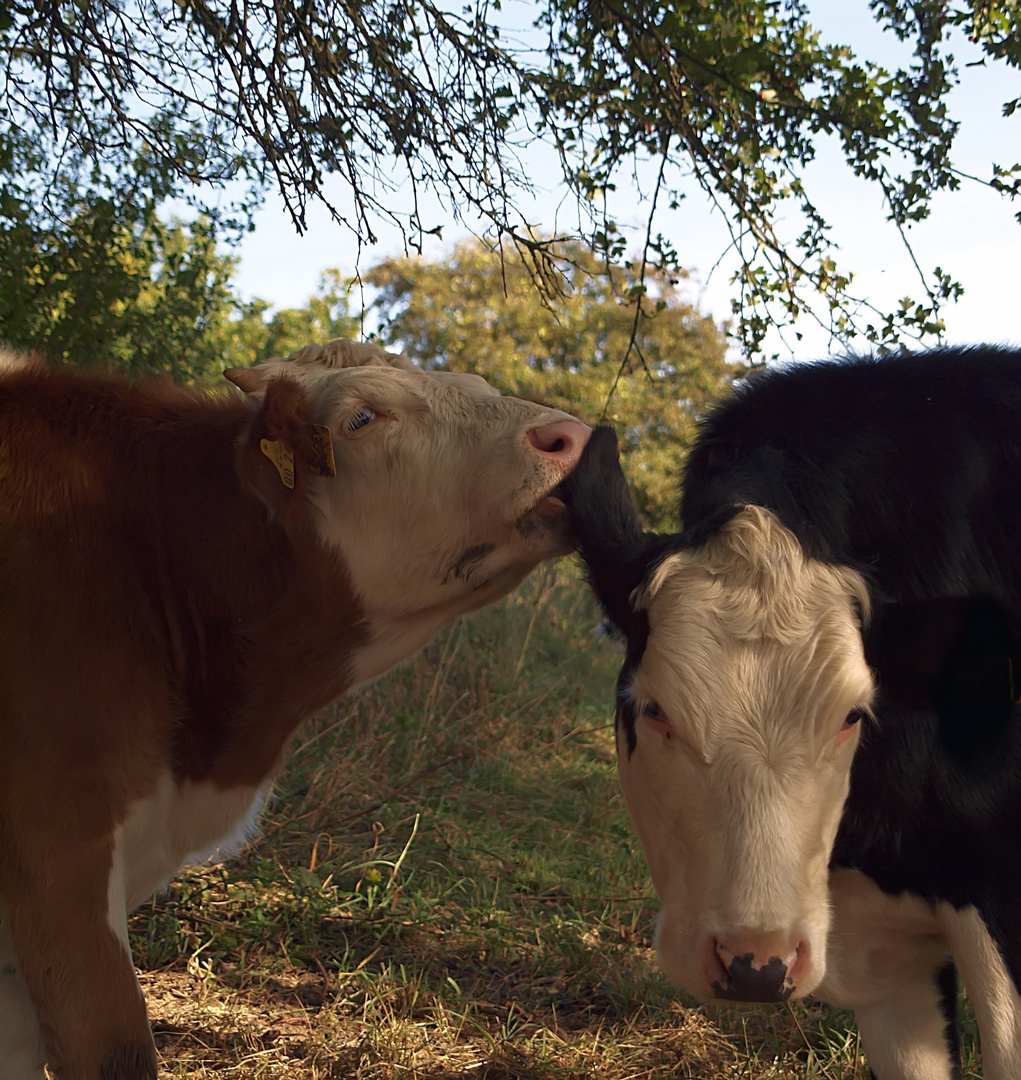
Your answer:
[0,903,46,1080]
[817,869,959,1080]
[939,903,1021,1080]
[2,830,156,1080]
[851,956,961,1080]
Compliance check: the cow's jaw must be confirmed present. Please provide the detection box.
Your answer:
[323,447,579,620]
[617,507,874,1002]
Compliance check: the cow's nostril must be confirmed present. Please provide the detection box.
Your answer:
[526,419,591,460]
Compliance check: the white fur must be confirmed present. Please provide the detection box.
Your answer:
[0,347,36,374]
[623,507,874,998]
[107,773,266,932]
[98,773,268,1060]
[940,903,1021,1078]
[819,870,955,1080]
[817,871,1021,1079]
[303,366,582,634]
[854,993,958,1080]
[249,338,416,388]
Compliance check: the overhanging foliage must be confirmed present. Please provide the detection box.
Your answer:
[2,0,1019,358]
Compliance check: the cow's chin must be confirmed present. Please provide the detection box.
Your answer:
[654,912,721,1001]
[514,489,574,554]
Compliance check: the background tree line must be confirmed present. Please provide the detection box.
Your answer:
[0,219,732,528]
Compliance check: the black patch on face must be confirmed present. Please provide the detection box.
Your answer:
[561,425,742,757]
[615,608,650,756]
[443,543,496,586]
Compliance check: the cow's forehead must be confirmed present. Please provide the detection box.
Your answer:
[633,609,872,752]
[313,365,500,410]
[627,508,874,748]
[637,507,871,645]
[420,370,502,398]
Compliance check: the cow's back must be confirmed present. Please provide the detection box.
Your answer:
[682,347,1021,602]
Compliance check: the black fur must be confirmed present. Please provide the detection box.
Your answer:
[935,958,964,1080]
[562,425,737,753]
[564,346,1021,1067]
[561,425,658,641]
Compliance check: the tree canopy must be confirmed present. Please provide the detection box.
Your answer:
[369,239,733,527]
[2,0,1019,359]
[0,199,249,383]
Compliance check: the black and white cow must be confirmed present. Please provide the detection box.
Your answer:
[562,346,1021,1079]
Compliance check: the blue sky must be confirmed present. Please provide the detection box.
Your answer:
[231,1,1021,361]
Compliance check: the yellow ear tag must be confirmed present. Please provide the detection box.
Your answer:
[260,438,295,489]
[305,424,336,477]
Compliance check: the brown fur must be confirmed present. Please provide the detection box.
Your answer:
[0,351,590,1079]
[0,368,362,1077]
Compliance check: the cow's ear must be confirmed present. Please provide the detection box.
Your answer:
[867,595,1020,760]
[224,366,268,393]
[560,424,663,639]
[237,377,321,517]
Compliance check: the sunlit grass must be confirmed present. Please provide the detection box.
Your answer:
[130,561,980,1078]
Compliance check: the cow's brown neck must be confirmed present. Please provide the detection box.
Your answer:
[4,370,367,789]
[135,388,367,788]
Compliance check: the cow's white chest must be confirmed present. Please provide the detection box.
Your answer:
[108,772,266,927]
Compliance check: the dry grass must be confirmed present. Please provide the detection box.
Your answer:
[129,563,980,1079]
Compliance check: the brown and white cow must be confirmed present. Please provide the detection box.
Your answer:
[563,348,1021,1080]
[0,340,589,1079]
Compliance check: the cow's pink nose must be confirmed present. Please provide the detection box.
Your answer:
[707,931,807,1002]
[526,419,591,470]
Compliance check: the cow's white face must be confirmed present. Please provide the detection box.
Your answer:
[621,507,874,1001]
[230,346,590,682]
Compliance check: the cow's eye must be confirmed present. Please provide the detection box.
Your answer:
[835,706,868,747]
[843,707,868,728]
[641,700,672,740]
[345,406,378,433]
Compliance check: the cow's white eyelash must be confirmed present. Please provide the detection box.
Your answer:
[346,406,378,432]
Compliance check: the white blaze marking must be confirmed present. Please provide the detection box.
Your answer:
[622,507,873,999]
[106,772,267,946]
